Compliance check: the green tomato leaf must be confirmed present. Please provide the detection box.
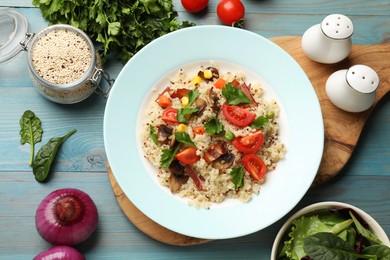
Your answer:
[205,118,224,135]
[19,110,43,165]
[175,132,196,147]
[222,82,252,105]
[230,166,244,189]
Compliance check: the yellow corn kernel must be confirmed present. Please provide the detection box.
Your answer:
[192,75,202,85]
[177,124,188,132]
[203,69,213,79]
[181,96,189,107]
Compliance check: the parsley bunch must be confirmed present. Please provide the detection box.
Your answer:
[33,0,194,63]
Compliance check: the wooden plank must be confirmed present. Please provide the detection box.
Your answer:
[0,171,388,258]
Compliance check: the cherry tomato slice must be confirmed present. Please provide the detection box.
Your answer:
[242,154,267,181]
[217,0,245,25]
[181,0,209,13]
[232,131,264,153]
[161,107,178,124]
[175,147,200,164]
[222,104,256,127]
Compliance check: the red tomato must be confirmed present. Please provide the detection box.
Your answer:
[161,107,178,124]
[222,104,256,127]
[217,0,245,25]
[170,88,190,99]
[175,147,200,164]
[242,154,267,181]
[181,0,209,13]
[232,131,264,153]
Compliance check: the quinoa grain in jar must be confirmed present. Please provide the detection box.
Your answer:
[0,8,112,104]
[27,24,111,104]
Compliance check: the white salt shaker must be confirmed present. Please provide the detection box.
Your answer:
[326,65,379,112]
[302,14,354,64]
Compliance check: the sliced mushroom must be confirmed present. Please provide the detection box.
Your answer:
[156,124,173,144]
[198,67,220,82]
[206,87,221,113]
[194,98,207,115]
[168,160,189,193]
[212,153,235,171]
[168,174,189,193]
[203,141,228,163]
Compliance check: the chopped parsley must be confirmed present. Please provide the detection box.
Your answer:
[222,82,252,105]
[230,166,245,189]
[175,132,196,147]
[205,118,224,134]
[187,90,200,106]
[149,125,159,145]
[160,145,179,169]
[177,108,198,123]
[250,116,269,129]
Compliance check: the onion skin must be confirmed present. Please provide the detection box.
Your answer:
[34,245,85,260]
[35,188,98,245]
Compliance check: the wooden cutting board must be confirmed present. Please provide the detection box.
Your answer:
[107,36,390,245]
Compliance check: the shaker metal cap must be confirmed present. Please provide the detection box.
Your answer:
[346,65,379,94]
[321,14,354,40]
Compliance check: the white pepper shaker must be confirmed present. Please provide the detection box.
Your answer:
[302,14,354,64]
[326,65,379,112]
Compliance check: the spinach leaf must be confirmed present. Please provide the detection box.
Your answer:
[222,82,252,105]
[362,244,390,260]
[303,232,368,260]
[175,132,196,147]
[33,129,77,182]
[19,110,43,165]
[350,212,384,245]
[205,118,224,135]
[230,166,244,189]
[160,145,179,169]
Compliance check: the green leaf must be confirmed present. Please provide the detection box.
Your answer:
[205,118,224,135]
[19,110,43,165]
[250,116,269,129]
[350,212,384,245]
[108,22,121,36]
[175,132,196,147]
[230,167,244,189]
[304,232,364,260]
[149,125,159,145]
[187,90,200,106]
[177,108,198,123]
[362,244,390,260]
[160,145,179,169]
[222,82,252,105]
[33,129,77,182]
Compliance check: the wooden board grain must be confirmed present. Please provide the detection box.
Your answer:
[272,36,390,185]
[107,36,390,245]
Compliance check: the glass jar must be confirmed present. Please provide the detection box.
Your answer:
[0,8,113,104]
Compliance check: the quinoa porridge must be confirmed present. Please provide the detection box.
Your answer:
[141,64,286,208]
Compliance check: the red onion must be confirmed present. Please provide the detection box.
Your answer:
[34,245,85,260]
[35,188,98,245]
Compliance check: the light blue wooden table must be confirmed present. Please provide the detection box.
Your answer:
[0,1,389,259]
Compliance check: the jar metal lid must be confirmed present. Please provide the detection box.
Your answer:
[0,8,29,63]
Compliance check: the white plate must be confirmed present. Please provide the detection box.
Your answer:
[104,25,324,239]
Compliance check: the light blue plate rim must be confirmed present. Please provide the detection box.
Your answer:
[104,25,324,239]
